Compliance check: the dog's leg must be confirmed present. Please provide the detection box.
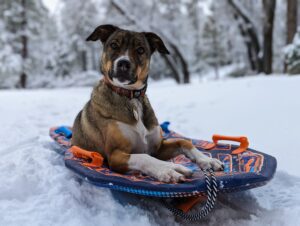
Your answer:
[109,150,192,183]
[128,153,193,183]
[154,139,224,171]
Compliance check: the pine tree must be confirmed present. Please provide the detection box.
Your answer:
[285,30,300,74]
[0,0,53,88]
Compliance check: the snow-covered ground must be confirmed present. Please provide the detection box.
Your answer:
[0,75,300,226]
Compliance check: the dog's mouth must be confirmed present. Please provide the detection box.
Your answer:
[116,71,136,83]
[109,58,137,86]
[109,70,137,85]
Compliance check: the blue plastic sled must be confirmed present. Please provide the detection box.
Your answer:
[49,122,276,198]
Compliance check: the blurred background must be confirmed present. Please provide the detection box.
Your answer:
[1,0,299,88]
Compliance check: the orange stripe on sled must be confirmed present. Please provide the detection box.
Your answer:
[244,158,254,172]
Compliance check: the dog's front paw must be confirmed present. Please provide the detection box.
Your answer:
[188,148,224,171]
[196,157,224,171]
[153,163,192,183]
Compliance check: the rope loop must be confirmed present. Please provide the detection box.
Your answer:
[162,168,218,221]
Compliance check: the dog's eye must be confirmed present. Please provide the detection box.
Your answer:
[137,47,145,55]
[110,42,119,50]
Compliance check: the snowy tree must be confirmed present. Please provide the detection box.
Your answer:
[0,0,55,88]
[0,20,22,88]
[200,2,244,79]
[284,0,297,72]
[284,29,300,74]
[227,0,277,74]
[59,0,104,74]
[0,1,23,88]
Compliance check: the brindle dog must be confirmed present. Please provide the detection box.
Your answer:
[72,24,224,183]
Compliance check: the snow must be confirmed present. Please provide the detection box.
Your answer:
[42,0,59,13]
[1,75,300,225]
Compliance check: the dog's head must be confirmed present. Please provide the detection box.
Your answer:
[86,24,169,89]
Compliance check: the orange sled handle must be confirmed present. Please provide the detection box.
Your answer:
[205,135,249,154]
[69,146,104,167]
[176,196,207,213]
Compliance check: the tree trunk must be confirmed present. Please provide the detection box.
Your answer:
[189,0,201,65]
[232,13,255,70]
[20,73,27,88]
[212,23,219,80]
[81,51,87,71]
[161,55,181,83]
[263,0,276,75]
[91,47,97,71]
[285,0,297,72]
[168,42,189,83]
[20,0,27,88]
[228,0,263,73]
[287,0,298,44]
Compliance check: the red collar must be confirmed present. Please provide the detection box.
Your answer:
[103,77,147,99]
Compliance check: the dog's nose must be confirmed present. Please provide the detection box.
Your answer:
[117,60,131,72]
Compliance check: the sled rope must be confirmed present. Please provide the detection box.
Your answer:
[162,168,218,221]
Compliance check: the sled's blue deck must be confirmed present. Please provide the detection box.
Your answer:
[49,123,277,198]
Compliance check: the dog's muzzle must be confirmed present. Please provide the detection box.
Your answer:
[112,58,136,84]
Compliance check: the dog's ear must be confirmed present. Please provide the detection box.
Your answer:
[86,24,119,43]
[143,32,170,55]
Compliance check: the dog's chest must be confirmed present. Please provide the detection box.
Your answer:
[117,99,161,154]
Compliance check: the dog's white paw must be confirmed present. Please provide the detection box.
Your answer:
[196,157,224,171]
[153,162,192,183]
[128,154,193,183]
[187,148,224,171]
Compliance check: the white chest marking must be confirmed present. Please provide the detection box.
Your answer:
[117,99,161,154]
[131,99,147,144]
